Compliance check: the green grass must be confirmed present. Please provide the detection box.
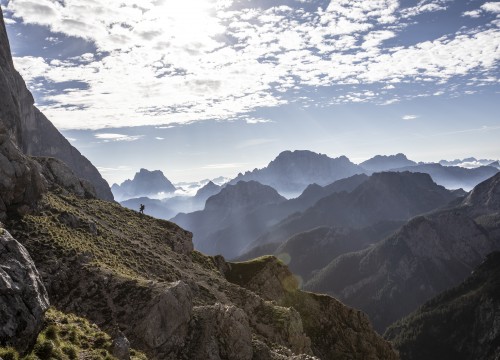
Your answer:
[226,255,281,286]
[0,308,147,360]
[8,193,192,282]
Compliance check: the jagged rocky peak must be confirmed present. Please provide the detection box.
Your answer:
[195,180,221,200]
[112,168,176,200]
[204,180,285,212]
[360,153,417,172]
[231,150,364,196]
[463,172,500,212]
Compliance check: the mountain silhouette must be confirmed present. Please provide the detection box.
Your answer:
[112,168,176,200]
[230,150,364,197]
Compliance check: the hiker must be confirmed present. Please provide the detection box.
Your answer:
[139,204,145,214]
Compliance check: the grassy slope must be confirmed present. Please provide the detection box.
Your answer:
[0,308,147,360]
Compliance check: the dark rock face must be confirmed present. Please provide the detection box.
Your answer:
[35,157,97,199]
[385,251,500,360]
[0,132,45,221]
[305,173,500,333]
[22,109,114,201]
[0,8,113,202]
[0,229,50,353]
[360,153,417,173]
[230,150,364,197]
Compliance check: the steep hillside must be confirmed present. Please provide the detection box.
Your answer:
[5,187,398,359]
[305,173,500,332]
[385,252,500,360]
[230,150,364,197]
[239,221,405,282]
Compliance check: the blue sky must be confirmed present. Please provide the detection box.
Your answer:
[1,0,499,184]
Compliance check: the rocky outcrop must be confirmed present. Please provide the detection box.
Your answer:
[0,8,113,201]
[185,304,253,360]
[385,251,500,360]
[0,229,49,353]
[35,156,97,199]
[226,256,398,359]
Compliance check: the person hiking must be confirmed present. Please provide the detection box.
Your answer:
[139,204,145,214]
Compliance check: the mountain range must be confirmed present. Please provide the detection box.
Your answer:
[230,150,365,197]
[173,174,370,259]
[305,172,500,332]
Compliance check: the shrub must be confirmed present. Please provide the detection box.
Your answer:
[0,347,19,360]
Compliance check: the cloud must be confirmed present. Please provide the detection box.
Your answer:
[402,114,419,120]
[94,133,144,142]
[6,0,500,130]
[237,138,277,149]
[201,163,248,169]
[481,2,500,13]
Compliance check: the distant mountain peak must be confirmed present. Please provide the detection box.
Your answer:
[463,172,500,211]
[112,168,176,200]
[360,154,416,172]
[230,150,364,196]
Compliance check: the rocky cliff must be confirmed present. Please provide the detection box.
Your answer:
[0,8,113,201]
[385,251,500,360]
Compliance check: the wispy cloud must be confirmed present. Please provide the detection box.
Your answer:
[94,133,144,142]
[201,163,248,169]
[6,0,500,130]
[402,114,419,121]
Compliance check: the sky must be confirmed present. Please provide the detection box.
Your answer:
[1,0,499,185]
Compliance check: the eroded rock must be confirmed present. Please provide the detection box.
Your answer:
[0,229,49,353]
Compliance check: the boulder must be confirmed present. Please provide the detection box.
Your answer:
[184,303,253,360]
[0,229,50,353]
